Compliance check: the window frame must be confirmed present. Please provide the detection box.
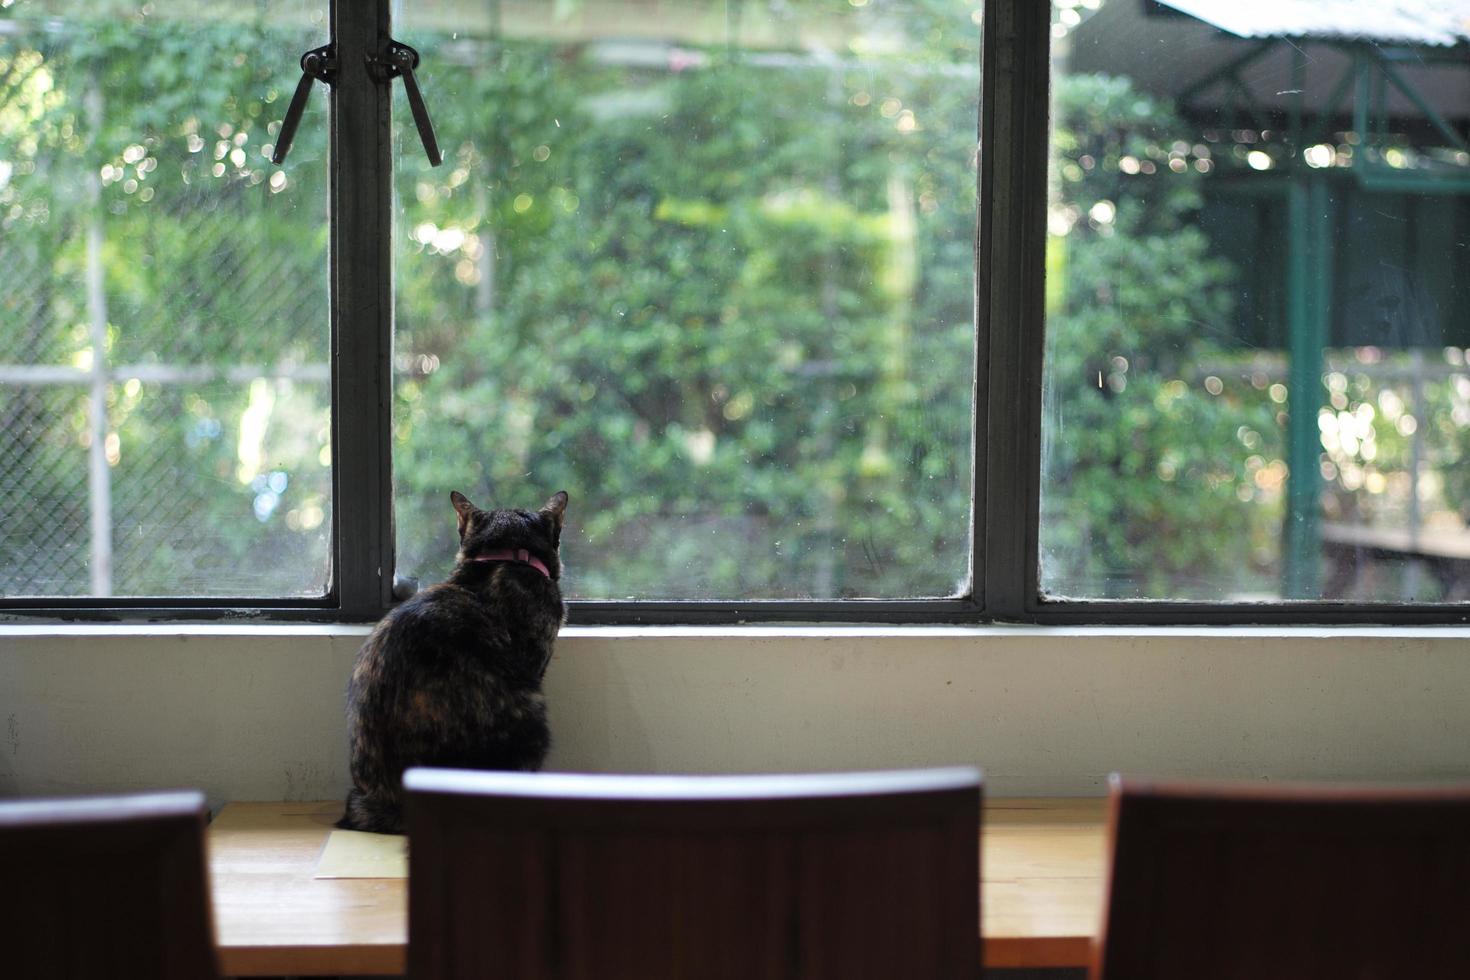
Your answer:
[5,0,1469,626]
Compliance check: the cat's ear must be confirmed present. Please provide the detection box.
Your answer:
[540,490,568,533]
[450,490,477,539]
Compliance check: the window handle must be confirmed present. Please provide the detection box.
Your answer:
[271,44,335,166]
[382,40,444,167]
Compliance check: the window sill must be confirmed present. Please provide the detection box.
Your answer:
[3,623,1467,805]
[3,621,1470,641]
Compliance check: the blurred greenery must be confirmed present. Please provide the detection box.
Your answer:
[390,9,977,599]
[2,0,1467,603]
[0,3,331,596]
[1039,73,1284,599]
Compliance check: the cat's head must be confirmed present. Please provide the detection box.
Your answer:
[450,489,569,580]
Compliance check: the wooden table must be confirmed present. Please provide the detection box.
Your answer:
[982,798,1108,969]
[210,802,406,977]
[209,798,1107,976]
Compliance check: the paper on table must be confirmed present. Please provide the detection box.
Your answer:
[314,829,409,879]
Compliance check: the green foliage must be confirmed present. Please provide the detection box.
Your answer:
[2,4,1271,602]
[0,8,330,596]
[392,23,979,598]
[1040,74,1281,598]
[12,3,1458,605]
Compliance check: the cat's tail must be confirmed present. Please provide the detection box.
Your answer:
[337,787,405,835]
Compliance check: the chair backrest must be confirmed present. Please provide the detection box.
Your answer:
[1092,775,1470,980]
[405,767,981,980]
[0,790,219,980]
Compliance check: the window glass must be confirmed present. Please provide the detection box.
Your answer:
[0,0,331,597]
[1042,0,1470,602]
[393,0,979,600]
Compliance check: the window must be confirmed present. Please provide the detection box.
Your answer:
[391,0,979,604]
[3,0,1468,624]
[1039,0,1470,614]
[0,1,331,601]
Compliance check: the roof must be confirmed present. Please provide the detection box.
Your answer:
[1155,0,1470,47]
[1067,0,1470,122]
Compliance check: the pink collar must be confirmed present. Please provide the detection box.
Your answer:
[466,548,551,579]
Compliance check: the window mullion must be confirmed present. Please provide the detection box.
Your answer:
[978,0,1050,621]
[330,0,395,620]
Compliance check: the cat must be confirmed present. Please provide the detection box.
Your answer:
[338,488,569,834]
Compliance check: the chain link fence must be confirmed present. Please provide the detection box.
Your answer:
[0,185,331,597]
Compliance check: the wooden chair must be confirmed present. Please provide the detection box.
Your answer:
[405,767,981,980]
[1092,775,1470,980]
[0,790,219,980]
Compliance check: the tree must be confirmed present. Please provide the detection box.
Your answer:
[1039,73,1282,599]
[0,9,331,596]
[11,2,1420,607]
[391,11,980,599]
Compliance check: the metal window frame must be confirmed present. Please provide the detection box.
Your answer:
[6,0,1469,627]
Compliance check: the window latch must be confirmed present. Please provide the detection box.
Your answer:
[271,43,336,166]
[374,40,444,167]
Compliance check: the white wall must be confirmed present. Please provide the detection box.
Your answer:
[2,625,1469,810]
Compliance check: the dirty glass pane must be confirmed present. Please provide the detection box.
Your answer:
[1041,0,1470,602]
[393,0,979,600]
[0,1,331,598]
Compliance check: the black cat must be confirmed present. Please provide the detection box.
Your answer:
[338,489,568,834]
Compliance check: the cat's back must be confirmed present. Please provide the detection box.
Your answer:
[383,582,503,644]
[351,584,504,689]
